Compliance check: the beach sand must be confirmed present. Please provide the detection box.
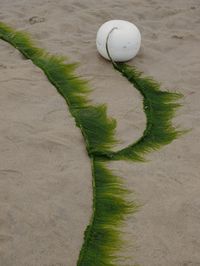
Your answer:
[0,0,200,265]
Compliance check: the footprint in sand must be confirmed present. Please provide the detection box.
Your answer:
[0,64,7,69]
[29,16,45,25]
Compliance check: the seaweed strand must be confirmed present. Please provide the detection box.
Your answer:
[0,21,184,266]
[0,22,136,266]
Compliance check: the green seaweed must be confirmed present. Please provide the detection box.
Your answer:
[0,22,117,156]
[77,159,136,266]
[0,22,133,265]
[110,63,184,161]
[0,21,184,266]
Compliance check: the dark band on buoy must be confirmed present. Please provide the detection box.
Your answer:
[105,27,118,66]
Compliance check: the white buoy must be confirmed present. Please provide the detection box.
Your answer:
[96,20,141,62]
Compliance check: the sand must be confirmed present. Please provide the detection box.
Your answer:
[0,0,200,265]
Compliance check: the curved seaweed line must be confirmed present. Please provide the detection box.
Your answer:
[0,22,136,265]
[103,27,185,162]
[0,22,184,265]
[108,63,184,162]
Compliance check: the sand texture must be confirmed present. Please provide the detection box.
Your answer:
[0,0,200,265]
